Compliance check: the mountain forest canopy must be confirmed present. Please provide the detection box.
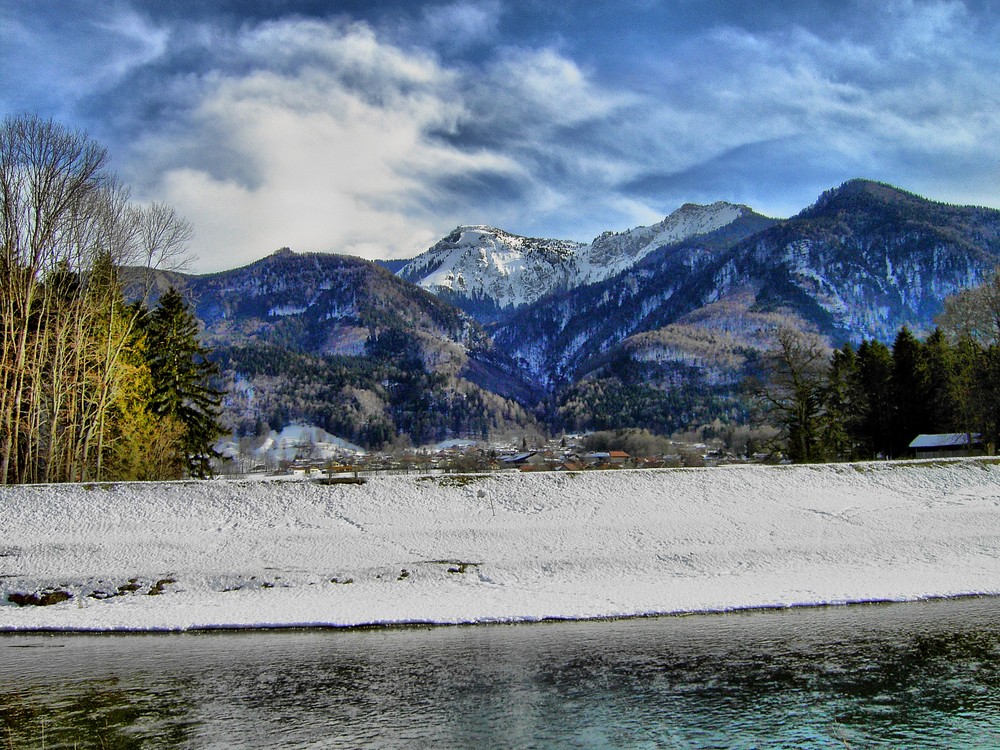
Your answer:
[0,114,222,484]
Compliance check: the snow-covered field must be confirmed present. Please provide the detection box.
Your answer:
[3,459,1000,632]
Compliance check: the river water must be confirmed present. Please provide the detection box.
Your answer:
[2,597,1000,749]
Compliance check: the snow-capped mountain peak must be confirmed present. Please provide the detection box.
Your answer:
[574,201,747,283]
[398,203,748,320]
[398,226,584,318]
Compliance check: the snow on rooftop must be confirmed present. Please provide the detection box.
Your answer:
[2,458,1000,632]
[433,439,481,451]
[909,433,982,449]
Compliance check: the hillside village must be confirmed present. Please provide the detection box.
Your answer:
[214,424,737,479]
[214,412,991,480]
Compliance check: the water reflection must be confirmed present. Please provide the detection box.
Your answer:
[3,597,1000,748]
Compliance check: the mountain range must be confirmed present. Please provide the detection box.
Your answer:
[144,179,1000,448]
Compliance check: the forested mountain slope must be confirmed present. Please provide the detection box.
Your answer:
[144,180,1000,445]
[496,180,1000,389]
[137,251,541,448]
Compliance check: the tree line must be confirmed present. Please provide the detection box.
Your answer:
[0,114,222,484]
[757,270,1000,462]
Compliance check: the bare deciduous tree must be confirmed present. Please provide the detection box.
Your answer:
[1,114,194,483]
[749,327,832,463]
[1,115,108,482]
[936,266,1000,346]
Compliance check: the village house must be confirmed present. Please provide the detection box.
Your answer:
[500,451,548,469]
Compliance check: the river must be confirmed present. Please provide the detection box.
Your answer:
[3,597,1000,748]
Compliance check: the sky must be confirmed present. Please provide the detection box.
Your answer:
[3,1,999,273]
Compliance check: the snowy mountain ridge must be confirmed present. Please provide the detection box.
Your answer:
[397,225,583,316]
[573,201,748,284]
[491,179,1000,400]
[398,202,750,318]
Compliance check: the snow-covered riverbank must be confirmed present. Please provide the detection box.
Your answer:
[2,459,1000,632]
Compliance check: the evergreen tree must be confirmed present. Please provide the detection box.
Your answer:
[922,328,958,433]
[890,327,929,456]
[144,287,224,478]
[820,344,861,461]
[974,345,1000,453]
[950,336,982,445]
[103,332,187,481]
[855,340,894,458]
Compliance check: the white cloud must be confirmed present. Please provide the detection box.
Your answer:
[125,14,649,270]
[239,18,447,92]
[882,0,969,57]
[419,1,503,50]
[91,7,170,83]
[614,4,1000,207]
[130,18,521,270]
[479,47,632,132]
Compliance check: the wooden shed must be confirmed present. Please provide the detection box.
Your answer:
[908,433,983,458]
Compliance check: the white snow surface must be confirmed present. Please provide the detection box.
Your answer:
[251,424,365,461]
[3,459,1000,632]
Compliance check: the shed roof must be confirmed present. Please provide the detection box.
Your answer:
[909,433,982,449]
[501,451,536,463]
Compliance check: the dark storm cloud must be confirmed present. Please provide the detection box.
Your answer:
[426,170,529,210]
[622,137,866,217]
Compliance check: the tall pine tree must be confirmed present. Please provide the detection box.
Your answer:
[820,343,862,461]
[922,328,958,433]
[855,340,895,458]
[143,287,223,478]
[890,326,929,456]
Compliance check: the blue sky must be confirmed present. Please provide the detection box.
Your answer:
[3,1,999,271]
